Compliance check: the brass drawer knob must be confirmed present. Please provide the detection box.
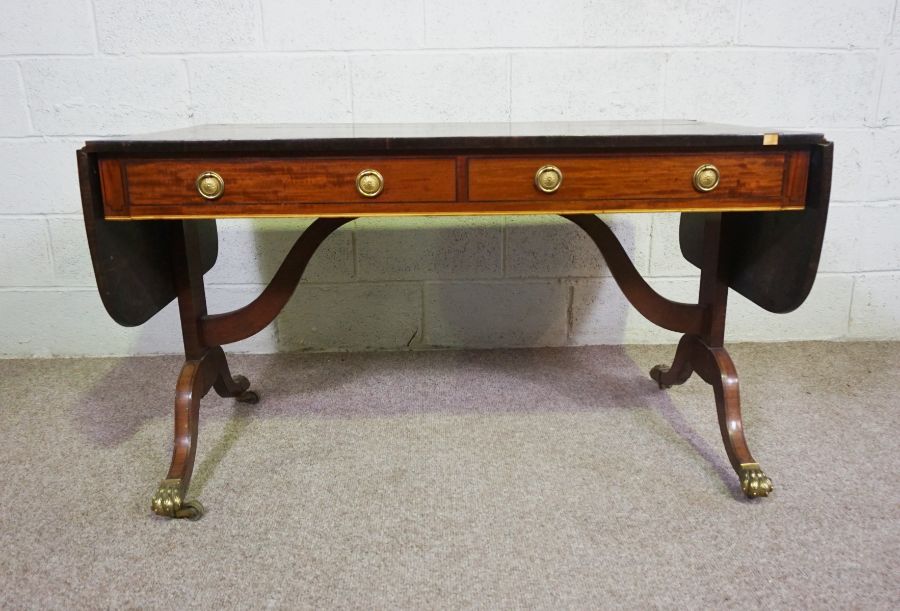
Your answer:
[195,171,224,200]
[693,164,720,192]
[356,169,384,198]
[534,165,563,193]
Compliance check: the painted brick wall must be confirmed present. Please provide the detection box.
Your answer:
[1,0,898,357]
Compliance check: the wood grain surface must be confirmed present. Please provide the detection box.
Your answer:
[99,151,809,219]
[123,157,457,206]
[468,152,796,202]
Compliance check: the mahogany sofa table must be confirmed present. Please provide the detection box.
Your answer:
[77,121,832,520]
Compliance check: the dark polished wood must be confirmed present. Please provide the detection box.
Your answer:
[100,150,807,218]
[202,217,354,346]
[77,121,831,517]
[679,141,833,313]
[83,120,825,155]
[89,121,820,219]
[77,150,218,326]
[650,214,773,497]
[121,156,458,208]
[97,150,810,220]
[150,221,258,520]
[564,215,705,334]
[469,152,802,203]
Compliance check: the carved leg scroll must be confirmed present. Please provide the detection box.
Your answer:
[209,346,259,404]
[650,333,695,389]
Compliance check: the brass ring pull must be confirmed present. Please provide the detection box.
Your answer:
[692,164,720,192]
[356,169,384,198]
[195,171,224,200]
[534,165,563,193]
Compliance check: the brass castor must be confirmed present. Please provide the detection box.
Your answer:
[739,463,774,498]
[232,375,259,404]
[175,499,205,521]
[151,479,205,520]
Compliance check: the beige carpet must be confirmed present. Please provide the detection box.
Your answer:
[0,342,897,608]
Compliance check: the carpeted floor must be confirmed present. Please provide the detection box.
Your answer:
[0,342,897,608]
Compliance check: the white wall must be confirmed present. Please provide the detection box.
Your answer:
[1,0,899,357]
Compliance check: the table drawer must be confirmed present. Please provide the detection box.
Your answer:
[119,157,457,208]
[467,153,802,203]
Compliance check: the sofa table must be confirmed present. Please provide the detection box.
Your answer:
[77,121,832,519]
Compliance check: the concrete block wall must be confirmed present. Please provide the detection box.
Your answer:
[1,0,899,357]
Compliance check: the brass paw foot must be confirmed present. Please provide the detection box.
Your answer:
[151,478,205,520]
[739,463,773,498]
[649,364,672,389]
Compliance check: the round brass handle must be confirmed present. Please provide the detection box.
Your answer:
[534,165,563,193]
[356,169,384,198]
[692,164,720,192]
[195,171,224,200]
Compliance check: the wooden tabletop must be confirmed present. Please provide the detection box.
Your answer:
[83,120,826,155]
[84,120,824,220]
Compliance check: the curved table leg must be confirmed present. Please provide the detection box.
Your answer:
[202,218,355,346]
[152,221,264,519]
[650,215,773,498]
[151,348,256,520]
[209,346,259,404]
[563,214,704,335]
[650,333,695,389]
[655,334,773,498]
[151,355,214,520]
[693,340,774,498]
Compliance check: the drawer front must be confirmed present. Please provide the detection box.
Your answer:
[468,153,795,203]
[122,157,457,208]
